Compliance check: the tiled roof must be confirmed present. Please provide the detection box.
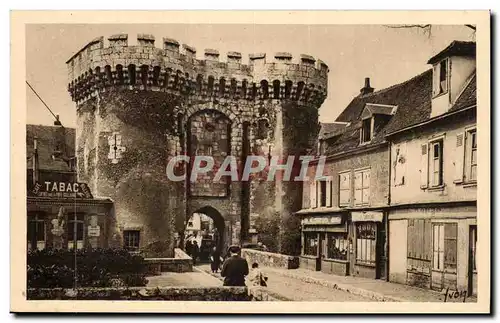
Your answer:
[325,69,433,156]
[450,73,476,112]
[427,41,476,65]
[319,122,349,140]
[26,124,76,171]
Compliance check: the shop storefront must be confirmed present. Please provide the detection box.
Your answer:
[27,180,114,251]
[350,211,388,280]
[299,211,350,276]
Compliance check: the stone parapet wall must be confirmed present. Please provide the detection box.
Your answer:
[27,286,290,301]
[241,248,299,269]
[145,248,193,274]
[66,34,328,105]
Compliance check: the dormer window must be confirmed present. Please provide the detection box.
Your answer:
[359,103,397,145]
[361,117,373,144]
[433,58,449,97]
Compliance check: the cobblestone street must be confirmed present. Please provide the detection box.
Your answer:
[146,271,222,288]
[194,264,374,302]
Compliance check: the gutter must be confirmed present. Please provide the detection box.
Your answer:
[309,141,388,165]
[386,105,476,138]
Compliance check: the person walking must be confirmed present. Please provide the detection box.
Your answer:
[220,245,249,287]
[191,240,200,265]
[210,247,222,273]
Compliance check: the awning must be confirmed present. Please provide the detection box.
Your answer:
[351,211,384,222]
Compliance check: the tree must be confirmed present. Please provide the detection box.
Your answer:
[384,24,476,39]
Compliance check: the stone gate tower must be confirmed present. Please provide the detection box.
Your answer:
[67,33,328,257]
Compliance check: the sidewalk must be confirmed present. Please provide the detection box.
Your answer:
[264,267,478,303]
[195,264,374,301]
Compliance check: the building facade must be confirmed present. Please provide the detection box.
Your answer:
[26,123,114,252]
[66,34,329,256]
[297,41,476,290]
[387,41,477,296]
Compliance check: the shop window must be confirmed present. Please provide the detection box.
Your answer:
[356,223,376,266]
[27,214,45,251]
[407,219,432,272]
[303,233,318,256]
[432,223,457,271]
[67,214,85,250]
[338,171,351,207]
[327,233,348,261]
[354,168,370,206]
[124,230,140,251]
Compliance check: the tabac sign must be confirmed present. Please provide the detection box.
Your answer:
[29,181,93,199]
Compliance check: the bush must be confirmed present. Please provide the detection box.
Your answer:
[27,248,149,288]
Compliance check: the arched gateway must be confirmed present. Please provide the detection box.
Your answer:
[67,33,328,257]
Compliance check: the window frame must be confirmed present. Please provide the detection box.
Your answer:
[326,232,349,261]
[360,117,374,145]
[67,213,85,250]
[123,230,141,251]
[432,222,458,273]
[27,214,46,251]
[428,138,444,188]
[355,222,377,266]
[465,127,477,183]
[303,232,319,256]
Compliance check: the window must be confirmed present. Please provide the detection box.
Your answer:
[407,219,432,272]
[356,222,376,265]
[188,221,193,227]
[27,214,45,251]
[319,180,327,207]
[433,59,449,96]
[354,169,370,206]
[303,233,318,256]
[361,118,373,144]
[429,140,444,187]
[465,129,477,182]
[327,233,348,261]
[339,172,351,207]
[432,223,457,271]
[124,230,140,251]
[67,214,85,250]
[470,225,477,273]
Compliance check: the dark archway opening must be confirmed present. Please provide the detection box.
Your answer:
[184,206,225,263]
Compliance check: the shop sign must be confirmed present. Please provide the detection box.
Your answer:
[88,226,101,237]
[302,216,342,226]
[351,211,383,222]
[30,181,93,199]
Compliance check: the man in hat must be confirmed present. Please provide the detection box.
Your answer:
[220,245,249,287]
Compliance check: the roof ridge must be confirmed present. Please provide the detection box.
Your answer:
[358,68,432,99]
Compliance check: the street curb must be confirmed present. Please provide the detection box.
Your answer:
[268,269,404,302]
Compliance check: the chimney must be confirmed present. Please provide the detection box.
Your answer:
[360,77,374,96]
[32,136,39,186]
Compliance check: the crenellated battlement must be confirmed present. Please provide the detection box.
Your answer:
[66,33,329,105]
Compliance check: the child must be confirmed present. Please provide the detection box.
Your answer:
[247,262,268,287]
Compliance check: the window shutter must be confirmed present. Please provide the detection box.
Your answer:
[326,177,332,207]
[420,144,428,189]
[454,133,465,183]
[432,64,439,97]
[310,180,317,208]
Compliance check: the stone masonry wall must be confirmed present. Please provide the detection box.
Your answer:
[67,33,329,254]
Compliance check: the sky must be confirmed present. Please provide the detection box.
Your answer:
[25,24,475,128]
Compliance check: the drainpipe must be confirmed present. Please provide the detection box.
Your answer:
[386,142,391,282]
